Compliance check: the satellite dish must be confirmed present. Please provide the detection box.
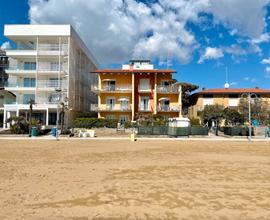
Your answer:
[224,83,230,89]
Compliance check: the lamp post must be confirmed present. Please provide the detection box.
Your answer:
[28,98,35,137]
[241,92,257,141]
[55,88,62,141]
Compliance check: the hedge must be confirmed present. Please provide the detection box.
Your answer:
[72,118,119,128]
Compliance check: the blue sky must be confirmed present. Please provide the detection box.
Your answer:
[1,0,270,90]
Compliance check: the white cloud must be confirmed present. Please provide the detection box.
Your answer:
[198,47,224,64]
[244,77,256,83]
[208,0,270,38]
[261,58,270,64]
[28,0,270,65]
[0,41,11,50]
[251,33,270,44]
[265,66,270,77]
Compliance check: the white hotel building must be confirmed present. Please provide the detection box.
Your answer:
[3,25,98,128]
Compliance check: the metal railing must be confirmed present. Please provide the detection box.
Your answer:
[91,104,131,111]
[91,84,132,92]
[157,105,180,112]
[37,80,67,89]
[157,85,179,93]
[6,63,67,72]
[7,43,68,53]
[138,85,151,92]
[5,82,36,88]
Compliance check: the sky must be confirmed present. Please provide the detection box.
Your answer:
[1,0,270,90]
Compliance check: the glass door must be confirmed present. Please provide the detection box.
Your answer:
[106,97,115,110]
[140,96,149,111]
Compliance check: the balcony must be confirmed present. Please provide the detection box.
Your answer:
[4,82,36,91]
[91,84,132,93]
[138,107,152,112]
[157,85,179,93]
[6,63,67,75]
[5,44,68,57]
[91,104,131,112]
[157,105,180,112]
[37,80,68,91]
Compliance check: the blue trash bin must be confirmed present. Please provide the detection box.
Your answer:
[52,127,57,137]
[31,127,37,137]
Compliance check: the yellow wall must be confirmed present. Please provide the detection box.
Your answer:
[156,73,174,84]
[100,73,132,85]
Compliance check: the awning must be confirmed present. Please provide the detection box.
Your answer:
[159,97,170,101]
[102,79,115,82]
[118,98,129,101]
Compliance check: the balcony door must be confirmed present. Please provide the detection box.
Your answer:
[139,78,150,90]
[106,97,115,110]
[160,100,170,111]
[23,94,35,104]
[140,96,149,111]
[120,99,129,111]
[106,80,115,91]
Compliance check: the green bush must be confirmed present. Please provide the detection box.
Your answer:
[72,118,118,128]
[190,118,201,126]
[6,116,29,134]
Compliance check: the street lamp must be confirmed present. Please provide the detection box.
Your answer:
[55,88,68,140]
[241,92,257,141]
[28,98,35,137]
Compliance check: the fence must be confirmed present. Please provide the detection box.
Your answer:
[137,125,208,136]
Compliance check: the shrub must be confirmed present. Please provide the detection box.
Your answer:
[72,118,118,129]
[190,118,200,126]
[6,116,29,134]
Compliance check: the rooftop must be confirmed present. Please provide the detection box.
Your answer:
[91,69,176,74]
[197,88,270,94]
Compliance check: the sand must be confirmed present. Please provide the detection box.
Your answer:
[0,139,269,220]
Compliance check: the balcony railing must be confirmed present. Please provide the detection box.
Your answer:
[157,85,179,93]
[6,63,67,72]
[157,105,180,112]
[37,80,67,90]
[91,84,132,92]
[5,82,36,88]
[91,104,131,112]
[138,85,151,92]
[6,44,68,55]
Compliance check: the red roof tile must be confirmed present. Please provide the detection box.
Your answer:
[198,88,270,94]
[91,69,176,74]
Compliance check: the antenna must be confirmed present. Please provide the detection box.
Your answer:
[224,67,230,89]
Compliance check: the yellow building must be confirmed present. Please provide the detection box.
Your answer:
[91,60,182,123]
[189,88,270,119]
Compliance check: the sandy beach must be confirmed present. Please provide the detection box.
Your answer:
[0,139,270,220]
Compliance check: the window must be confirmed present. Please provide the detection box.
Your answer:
[139,78,150,90]
[161,81,170,87]
[106,97,115,110]
[106,80,115,91]
[23,94,35,104]
[160,100,170,111]
[23,78,36,87]
[50,62,60,71]
[49,78,60,88]
[24,62,36,70]
[120,99,129,111]
[120,115,129,124]
[140,96,149,111]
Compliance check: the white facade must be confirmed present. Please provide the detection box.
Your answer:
[122,60,154,70]
[3,25,98,128]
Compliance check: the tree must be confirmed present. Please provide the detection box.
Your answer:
[222,107,244,125]
[179,82,199,115]
[238,97,270,125]
[199,104,224,123]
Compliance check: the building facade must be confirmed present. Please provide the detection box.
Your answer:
[188,88,270,119]
[91,60,182,123]
[3,25,98,128]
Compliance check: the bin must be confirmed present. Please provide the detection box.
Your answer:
[52,127,57,137]
[31,127,37,137]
